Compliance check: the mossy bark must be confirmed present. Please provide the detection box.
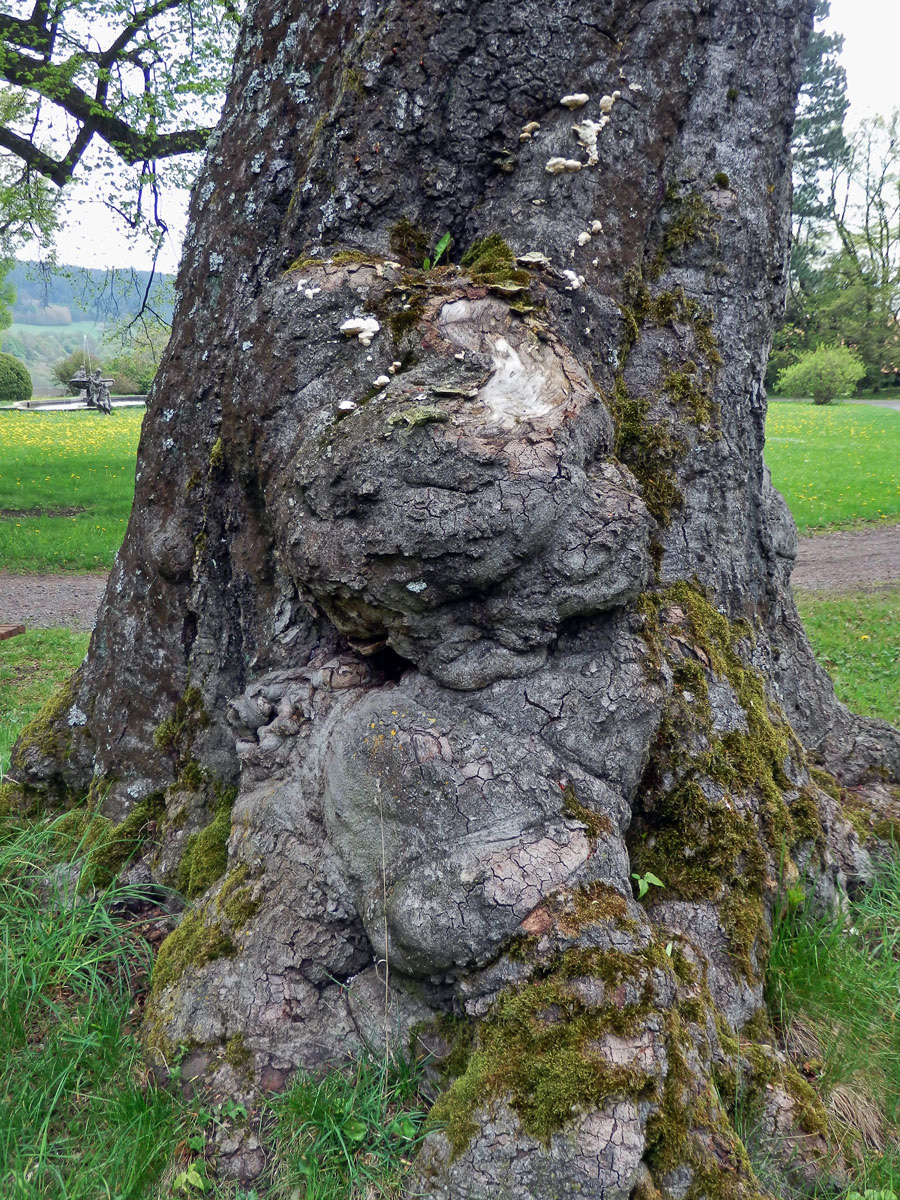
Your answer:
[8,0,899,1195]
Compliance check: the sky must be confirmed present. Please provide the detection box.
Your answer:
[18,0,900,277]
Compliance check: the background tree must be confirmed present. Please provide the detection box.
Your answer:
[776,342,866,402]
[8,1,899,1197]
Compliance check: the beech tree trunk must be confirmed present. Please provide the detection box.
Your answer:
[10,0,900,1194]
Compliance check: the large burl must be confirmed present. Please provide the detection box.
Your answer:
[10,0,900,1195]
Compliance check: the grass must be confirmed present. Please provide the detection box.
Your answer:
[269,1054,429,1198]
[765,402,900,533]
[0,817,187,1198]
[796,589,900,727]
[0,409,142,571]
[0,629,90,777]
[763,856,900,1197]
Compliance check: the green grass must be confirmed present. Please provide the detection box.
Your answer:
[0,409,142,571]
[0,629,90,776]
[796,589,900,727]
[764,857,900,1197]
[0,818,187,1198]
[765,402,900,533]
[270,1054,429,1198]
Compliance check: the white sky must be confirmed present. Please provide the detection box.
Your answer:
[18,1,900,277]
[824,0,900,120]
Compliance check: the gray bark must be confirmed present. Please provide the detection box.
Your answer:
[10,0,899,1195]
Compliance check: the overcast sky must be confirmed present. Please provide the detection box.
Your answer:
[21,0,900,276]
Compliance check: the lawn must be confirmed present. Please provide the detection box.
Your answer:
[796,587,900,727]
[0,628,90,775]
[0,408,142,571]
[765,401,900,533]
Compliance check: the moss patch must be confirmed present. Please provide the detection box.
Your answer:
[429,946,667,1154]
[389,219,429,267]
[150,901,236,996]
[216,863,261,928]
[560,782,613,848]
[176,786,237,900]
[607,377,686,525]
[628,583,816,978]
[459,234,530,288]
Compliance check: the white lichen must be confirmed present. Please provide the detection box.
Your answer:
[577,231,592,246]
[590,220,604,234]
[629,82,644,93]
[339,316,381,346]
[517,250,551,267]
[562,270,585,291]
[545,157,582,174]
[406,581,427,593]
[560,93,589,109]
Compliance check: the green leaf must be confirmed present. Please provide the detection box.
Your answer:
[644,872,664,888]
[343,1117,368,1141]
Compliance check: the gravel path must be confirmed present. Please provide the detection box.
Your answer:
[0,571,108,632]
[0,525,898,633]
[793,524,900,592]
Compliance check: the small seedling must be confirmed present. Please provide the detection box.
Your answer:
[173,1162,209,1193]
[632,871,664,899]
[423,232,451,270]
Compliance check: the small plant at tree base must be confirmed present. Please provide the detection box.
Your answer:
[0,351,32,402]
[775,343,866,404]
[423,232,451,271]
[631,870,664,899]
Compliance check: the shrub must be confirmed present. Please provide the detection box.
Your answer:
[775,344,866,405]
[51,348,97,389]
[0,352,32,403]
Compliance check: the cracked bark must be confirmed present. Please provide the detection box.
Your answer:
[9,0,900,1196]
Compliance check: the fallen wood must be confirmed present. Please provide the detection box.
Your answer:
[0,624,25,641]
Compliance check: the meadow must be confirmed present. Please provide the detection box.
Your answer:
[0,409,142,571]
[0,403,898,1197]
[765,400,900,532]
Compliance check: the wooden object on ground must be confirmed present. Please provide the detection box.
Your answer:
[0,624,25,641]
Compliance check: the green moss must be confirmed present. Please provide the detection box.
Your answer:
[607,376,685,524]
[0,781,22,817]
[560,783,613,848]
[177,786,237,900]
[11,673,77,776]
[387,405,449,428]
[286,253,323,274]
[740,1042,829,1139]
[177,758,204,792]
[342,66,364,96]
[727,87,739,102]
[208,437,224,469]
[662,188,720,257]
[429,948,663,1154]
[629,583,814,979]
[387,293,426,339]
[185,470,201,494]
[216,862,261,928]
[663,364,717,427]
[153,686,208,757]
[714,172,731,190]
[150,901,235,996]
[389,218,430,267]
[224,1033,252,1072]
[330,248,375,265]
[459,234,530,288]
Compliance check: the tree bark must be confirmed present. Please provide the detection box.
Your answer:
[9,0,900,1195]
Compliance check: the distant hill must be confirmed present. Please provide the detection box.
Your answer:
[8,261,175,326]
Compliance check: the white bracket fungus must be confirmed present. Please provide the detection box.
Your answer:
[560,93,589,109]
[577,231,592,246]
[373,375,391,388]
[563,270,585,291]
[517,250,552,268]
[339,316,381,346]
[591,220,603,235]
[519,120,541,142]
[572,118,608,166]
[545,157,582,174]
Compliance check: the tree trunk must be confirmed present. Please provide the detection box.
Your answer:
[9,0,900,1194]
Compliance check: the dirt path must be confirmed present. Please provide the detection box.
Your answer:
[793,524,900,591]
[0,525,897,633]
[0,571,108,632]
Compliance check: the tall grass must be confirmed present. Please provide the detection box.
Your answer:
[0,817,184,1198]
[765,856,900,1195]
[0,629,90,775]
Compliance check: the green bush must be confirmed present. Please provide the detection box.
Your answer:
[0,352,32,403]
[775,343,866,404]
